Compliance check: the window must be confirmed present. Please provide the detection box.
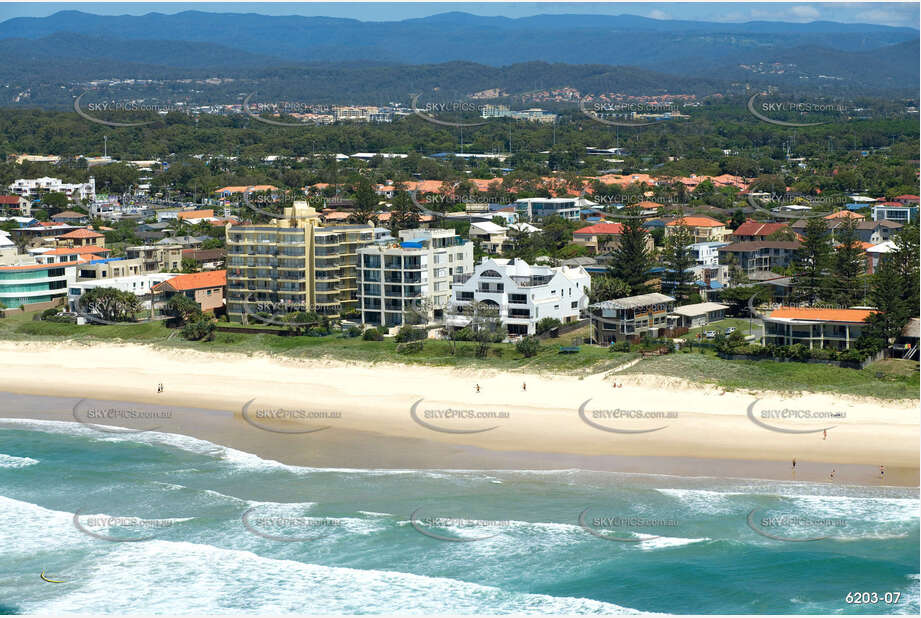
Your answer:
[480,269,501,278]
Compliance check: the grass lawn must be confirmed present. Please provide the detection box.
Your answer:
[682,317,763,341]
[3,311,917,398]
[620,349,919,401]
[0,311,634,375]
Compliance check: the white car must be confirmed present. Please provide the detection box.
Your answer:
[725,327,736,335]
[704,330,717,339]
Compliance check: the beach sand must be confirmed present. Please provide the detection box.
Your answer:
[0,341,917,487]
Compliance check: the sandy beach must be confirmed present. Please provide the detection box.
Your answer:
[0,340,918,486]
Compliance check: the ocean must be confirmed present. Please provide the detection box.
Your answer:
[1,417,918,615]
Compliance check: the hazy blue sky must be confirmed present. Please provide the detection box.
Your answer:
[0,2,917,28]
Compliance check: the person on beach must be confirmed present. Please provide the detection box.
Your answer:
[475,384,480,393]
[829,468,836,480]
[880,465,885,478]
[823,429,827,440]
[522,382,526,391]
[792,457,796,470]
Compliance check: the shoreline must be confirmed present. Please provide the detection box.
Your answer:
[0,341,918,488]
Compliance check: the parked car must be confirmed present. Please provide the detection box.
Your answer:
[704,330,717,339]
[725,327,736,335]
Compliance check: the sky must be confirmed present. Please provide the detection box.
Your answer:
[0,1,917,28]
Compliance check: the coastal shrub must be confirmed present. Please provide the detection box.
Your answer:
[453,327,474,341]
[306,327,329,337]
[346,326,362,338]
[362,328,384,341]
[536,317,562,335]
[395,325,426,343]
[181,318,215,341]
[516,336,541,358]
[609,341,630,352]
[396,340,424,354]
[166,294,203,327]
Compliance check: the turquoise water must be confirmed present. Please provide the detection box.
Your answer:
[1,418,918,614]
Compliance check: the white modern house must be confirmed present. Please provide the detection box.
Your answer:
[512,197,595,221]
[688,241,730,267]
[448,257,591,336]
[358,228,473,328]
[8,177,96,202]
[67,273,172,313]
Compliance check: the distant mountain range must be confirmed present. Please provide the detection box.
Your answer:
[0,10,916,104]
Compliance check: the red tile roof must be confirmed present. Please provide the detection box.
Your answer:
[667,216,725,228]
[152,270,226,292]
[574,222,625,235]
[769,307,876,323]
[0,195,24,204]
[58,228,104,239]
[733,220,789,237]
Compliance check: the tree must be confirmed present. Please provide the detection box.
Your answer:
[516,336,541,358]
[349,177,378,224]
[447,301,505,358]
[610,205,652,293]
[389,190,420,234]
[729,209,746,230]
[165,294,201,326]
[890,222,920,317]
[180,257,201,273]
[662,221,695,303]
[589,275,630,303]
[78,287,142,322]
[863,257,908,345]
[791,217,831,306]
[826,216,864,307]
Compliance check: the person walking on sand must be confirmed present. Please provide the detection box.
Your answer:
[792,457,796,470]
[475,384,480,393]
[830,468,836,480]
[522,382,526,392]
[823,429,827,440]
[880,465,885,479]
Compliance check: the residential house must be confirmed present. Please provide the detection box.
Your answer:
[0,195,31,216]
[512,197,588,221]
[670,301,729,328]
[666,216,730,243]
[572,222,654,255]
[181,248,226,271]
[68,273,172,313]
[51,210,89,225]
[358,228,473,328]
[152,269,227,314]
[55,228,105,249]
[732,220,790,242]
[589,292,676,345]
[762,307,876,350]
[469,221,509,254]
[872,204,918,223]
[718,241,800,277]
[448,257,591,336]
[125,244,184,273]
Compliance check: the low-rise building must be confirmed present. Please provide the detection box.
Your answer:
[872,204,917,223]
[468,221,508,254]
[572,222,654,255]
[589,292,676,345]
[51,210,89,224]
[358,228,473,328]
[125,244,183,272]
[512,197,588,221]
[762,307,876,350]
[666,216,730,243]
[55,228,105,249]
[731,220,790,242]
[67,273,171,313]
[718,241,800,276]
[670,301,729,328]
[8,177,96,202]
[0,195,31,216]
[448,257,591,336]
[152,270,227,313]
[0,261,77,309]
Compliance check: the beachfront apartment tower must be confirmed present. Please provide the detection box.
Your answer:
[447,257,591,336]
[357,228,473,328]
[225,202,373,321]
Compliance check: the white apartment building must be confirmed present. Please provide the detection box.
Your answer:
[512,197,594,221]
[358,228,473,328]
[688,241,730,267]
[67,273,172,313]
[448,257,591,336]
[8,177,96,202]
